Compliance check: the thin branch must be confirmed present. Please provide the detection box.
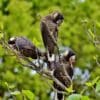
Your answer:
[41,70,67,90]
[0,32,72,95]
[41,75,67,94]
[95,57,100,66]
[82,22,100,50]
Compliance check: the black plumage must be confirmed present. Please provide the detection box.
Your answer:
[49,49,76,100]
[8,37,45,59]
[40,11,64,58]
[53,62,73,100]
[61,48,76,65]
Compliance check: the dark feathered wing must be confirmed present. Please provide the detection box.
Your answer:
[53,63,73,100]
[15,37,43,59]
[40,21,58,57]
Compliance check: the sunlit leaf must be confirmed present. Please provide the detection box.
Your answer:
[85,82,93,87]
[0,33,3,39]
[85,77,100,87]
[33,38,40,47]
[67,94,81,100]
[81,19,88,23]
[67,94,90,100]
[22,90,35,100]
[66,84,74,93]
[11,91,21,95]
[9,84,16,89]
[96,81,100,93]
[81,96,90,100]
[93,55,97,60]
[88,29,95,39]
[92,76,100,85]
[4,82,9,88]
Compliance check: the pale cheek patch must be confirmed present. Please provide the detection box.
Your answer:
[53,13,58,19]
[71,56,76,60]
[70,56,76,64]
[10,37,15,41]
[63,50,69,56]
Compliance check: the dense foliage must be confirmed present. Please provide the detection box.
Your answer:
[0,0,100,100]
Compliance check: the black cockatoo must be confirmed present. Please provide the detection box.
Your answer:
[8,37,45,59]
[40,11,64,61]
[48,48,76,100]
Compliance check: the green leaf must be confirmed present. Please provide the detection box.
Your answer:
[67,94,82,100]
[4,82,9,88]
[85,82,93,87]
[0,22,4,30]
[96,81,100,93]
[9,84,16,89]
[0,81,9,89]
[93,55,97,60]
[22,90,35,100]
[32,38,40,47]
[81,96,90,100]
[67,94,90,100]
[0,33,3,39]
[92,76,100,85]
[11,91,21,95]
[81,19,88,23]
[88,29,95,39]
[66,84,74,93]
[85,76,100,87]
